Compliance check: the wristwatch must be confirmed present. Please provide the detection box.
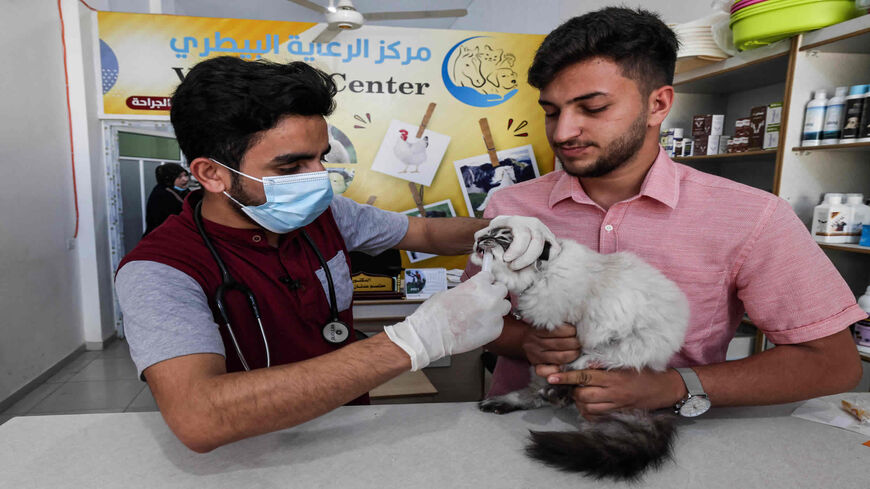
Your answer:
[674,367,711,417]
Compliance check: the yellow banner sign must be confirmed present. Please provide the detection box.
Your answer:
[98,12,554,269]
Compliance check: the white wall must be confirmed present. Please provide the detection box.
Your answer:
[104,0,719,32]
[73,1,120,347]
[0,1,85,402]
[559,0,716,26]
[452,0,716,34]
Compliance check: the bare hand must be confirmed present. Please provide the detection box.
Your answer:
[522,324,581,374]
[545,368,687,419]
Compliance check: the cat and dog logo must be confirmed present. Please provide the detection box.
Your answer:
[441,36,519,107]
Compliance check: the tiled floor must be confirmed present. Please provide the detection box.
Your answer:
[0,339,157,426]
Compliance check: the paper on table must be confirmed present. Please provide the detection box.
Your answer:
[404,268,447,299]
[445,269,464,288]
[791,394,870,437]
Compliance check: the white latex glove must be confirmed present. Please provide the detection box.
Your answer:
[385,271,510,371]
[475,215,561,270]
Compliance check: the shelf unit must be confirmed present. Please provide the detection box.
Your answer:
[780,15,870,294]
[667,39,793,195]
[673,149,776,163]
[666,14,870,355]
[792,141,870,153]
[819,243,870,255]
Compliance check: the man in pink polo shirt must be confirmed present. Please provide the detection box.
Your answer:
[469,7,865,419]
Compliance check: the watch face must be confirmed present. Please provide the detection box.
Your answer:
[679,396,711,417]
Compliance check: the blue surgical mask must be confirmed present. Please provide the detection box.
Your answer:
[210,159,333,234]
[173,186,187,192]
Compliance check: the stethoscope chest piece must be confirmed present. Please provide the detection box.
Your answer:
[322,321,350,344]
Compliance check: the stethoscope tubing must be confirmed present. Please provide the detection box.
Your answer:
[193,200,344,371]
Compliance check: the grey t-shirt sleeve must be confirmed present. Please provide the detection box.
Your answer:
[115,260,225,380]
[330,195,409,255]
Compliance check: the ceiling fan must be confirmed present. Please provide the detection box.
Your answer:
[288,0,468,43]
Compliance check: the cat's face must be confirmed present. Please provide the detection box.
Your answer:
[471,227,542,293]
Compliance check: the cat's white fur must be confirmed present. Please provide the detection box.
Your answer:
[471,231,690,478]
[472,236,689,373]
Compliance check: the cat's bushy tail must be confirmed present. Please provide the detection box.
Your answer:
[526,410,676,481]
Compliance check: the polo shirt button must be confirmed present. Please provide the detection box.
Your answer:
[252,235,262,243]
[604,224,613,232]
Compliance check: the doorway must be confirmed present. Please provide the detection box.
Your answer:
[103,121,185,336]
[117,131,183,253]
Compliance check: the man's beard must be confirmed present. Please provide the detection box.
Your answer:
[559,110,648,178]
[227,174,262,221]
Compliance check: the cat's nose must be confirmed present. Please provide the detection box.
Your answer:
[475,238,496,254]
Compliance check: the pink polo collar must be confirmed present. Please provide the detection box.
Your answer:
[547,146,680,209]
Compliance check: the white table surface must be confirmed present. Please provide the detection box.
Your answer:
[0,399,867,489]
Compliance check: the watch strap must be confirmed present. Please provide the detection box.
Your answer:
[675,367,705,396]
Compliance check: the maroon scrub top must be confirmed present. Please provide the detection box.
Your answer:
[119,190,368,404]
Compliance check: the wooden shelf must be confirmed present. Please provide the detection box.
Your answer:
[799,14,870,54]
[674,149,777,162]
[792,141,870,153]
[353,298,424,305]
[818,243,870,254]
[673,40,791,94]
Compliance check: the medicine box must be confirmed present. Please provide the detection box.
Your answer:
[694,134,721,155]
[749,106,767,150]
[763,102,783,150]
[692,114,725,138]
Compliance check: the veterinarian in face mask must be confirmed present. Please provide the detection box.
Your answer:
[469,8,864,422]
[114,56,556,453]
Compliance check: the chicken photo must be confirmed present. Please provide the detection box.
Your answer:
[393,129,429,173]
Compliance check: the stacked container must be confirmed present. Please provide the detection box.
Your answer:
[839,85,870,144]
[846,194,870,244]
[811,193,850,244]
[730,0,861,51]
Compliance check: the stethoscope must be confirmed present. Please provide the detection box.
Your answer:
[194,200,350,371]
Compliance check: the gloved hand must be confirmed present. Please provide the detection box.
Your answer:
[475,215,561,270]
[385,271,510,371]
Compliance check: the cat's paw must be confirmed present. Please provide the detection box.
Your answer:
[568,355,607,372]
[540,385,574,407]
[478,398,523,415]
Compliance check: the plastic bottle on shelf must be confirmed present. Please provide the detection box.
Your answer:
[858,86,870,143]
[821,86,848,145]
[811,193,850,244]
[845,193,869,243]
[672,128,684,158]
[854,286,870,347]
[840,85,868,144]
[801,90,827,147]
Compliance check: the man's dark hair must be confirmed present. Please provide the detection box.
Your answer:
[528,7,679,95]
[170,56,337,169]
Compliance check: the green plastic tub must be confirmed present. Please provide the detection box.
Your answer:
[731,0,861,50]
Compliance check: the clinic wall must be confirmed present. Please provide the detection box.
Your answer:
[78,2,119,346]
[558,0,716,26]
[0,1,85,401]
[452,0,716,34]
[103,0,719,34]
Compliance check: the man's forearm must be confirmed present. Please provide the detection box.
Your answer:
[686,328,863,407]
[155,333,410,452]
[484,316,528,358]
[396,216,489,256]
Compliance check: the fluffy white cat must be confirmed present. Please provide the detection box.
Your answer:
[470,226,690,480]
